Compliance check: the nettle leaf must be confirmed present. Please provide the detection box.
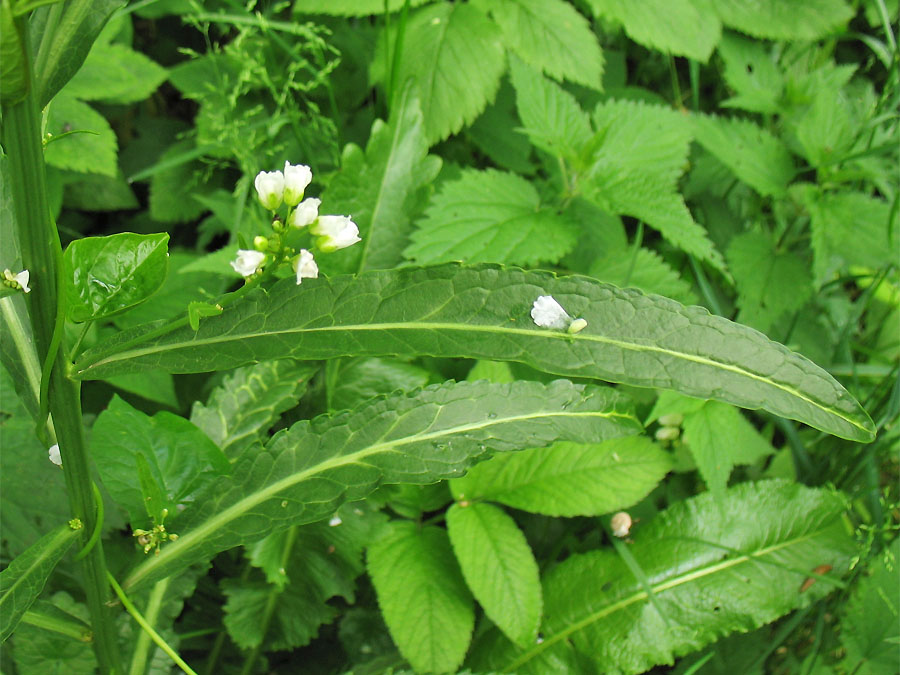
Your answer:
[447,502,542,647]
[190,360,317,461]
[91,395,230,528]
[841,538,900,674]
[294,0,431,15]
[474,0,604,89]
[64,232,169,323]
[450,436,672,516]
[43,91,117,177]
[322,83,440,272]
[404,169,578,265]
[794,185,899,286]
[468,79,534,175]
[64,42,167,104]
[392,3,505,144]
[691,114,794,197]
[589,246,697,305]
[120,379,640,590]
[726,230,813,332]
[473,480,857,674]
[509,57,593,161]
[717,32,783,114]
[586,100,725,271]
[587,0,720,62]
[0,524,79,642]
[329,357,431,412]
[368,522,474,673]
[713,0,854,41]
[73,264,876,442]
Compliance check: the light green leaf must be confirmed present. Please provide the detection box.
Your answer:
[508,56,593,161]
[121,379,640,590]
[91,395,230,528]
[0,524,79,642]
[446,502,541,646]
[190,360,316,461]
[713,0,854,41]
[0,1,27,105]
[587,0,720,62]
[681,400,775,494]
[586,100,725,271]
[726,230,813,332]
[391,3,505,144]
[790,87,855,168]
[468,79,534,174]
[322,82,440,272]
[329,357,430,412]
[589,247,697,305]
[450,436,672,516]
[483,481,858,674]
[11,592,96,674]
[43,92,117,177]
[717,32,783,114]
[73,264,876,442]
[368,522,474,673]
[404,169,579,265]
[690,114,795,197]
[64,42,167,104]
[294,0,431,15]
[63,232,169,323]
[841,539,900,674]
[475,0,603,88]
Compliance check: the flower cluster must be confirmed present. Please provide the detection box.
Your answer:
[2,268,30,293]
[231,162,361,285]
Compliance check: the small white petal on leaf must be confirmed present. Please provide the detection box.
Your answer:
[48,444,62,466]
[531,295,571,330]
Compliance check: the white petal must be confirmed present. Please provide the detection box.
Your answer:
[289,197,320,228]
[283,162,313,206]
[312,215,360,252]
[254,170,284,210]
[293,249,319,284]
[48,444,62,466]
[230,249,266,276]
[328,515,342,527]
[531,295,570,330]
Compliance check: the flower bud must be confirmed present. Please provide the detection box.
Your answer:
[658,413,684,427]
[289,197,320,228]
[611,511,632,537]
[254,170,284,211]
[253,235,269,251]
[655,426,680,442]
[283,162,312,207]
[311,215,361,252]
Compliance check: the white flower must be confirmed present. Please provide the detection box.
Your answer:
[611,511,632,538]
[531,295,571,330]
[2,268,30,293]
[230,249,266,277]
[48,444,62,466]
[328,515,342,527]
[293,249,318,284]
[311,215,361,252]
[289,197,320,228]
[254,170,285,211]
[283,162,312,207]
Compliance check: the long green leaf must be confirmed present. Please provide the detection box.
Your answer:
[0,523,79,642]
[74,264,876,442]
[121,379,639,590]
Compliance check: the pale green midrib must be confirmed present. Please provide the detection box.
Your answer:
[123,407,634,590]
[503,528,829,671]
[77,321,868,435]
[0,526,73,609]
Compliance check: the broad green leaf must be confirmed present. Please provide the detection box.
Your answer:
[105,370,179,408]
[11,592,96,673]
[841,539,900,674]
[468,79,534,175]
[329,357,430,412]
[713,0,854,41]
[19,599,92,643]
[294,0,431,15]
[322,82,440,272]
[368,522,474,673]
[0,524,79,642]
[391,3,505,144]
[32,0,121,107]
[91,395,230,528]
[681,400,775,494]
[717,32,783,114]
[447,502,541,646]
[726,230,813,332]
[586,100,725,271]
[121,379,640,590]
[62,172,139,211]
[148,140,213,223]
[589,247,697,305]
[475,0,604,88]
[587,0,720,62]
[508,56,593,161]
[190,360,316,460]
[794,185,899,286]
[0,0,27,105]
[450,436,672,516]
[64,232,169,322]
[790,87,856,168]
[43,92,117,177]
[404,169,578,265]
[480,481,858,673]
[64,42,167,104]
[73,264,876,442]
[690,114,794,197]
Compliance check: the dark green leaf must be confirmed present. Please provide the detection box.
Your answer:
[74,264,876,442]
[329,357,430,412]
[121,379,639,590]
[63,231,169,322]
[0,2,27,105]
[10,592,96,673]
[43,92,117,177]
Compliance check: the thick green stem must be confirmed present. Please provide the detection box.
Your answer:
[2,17,121,673]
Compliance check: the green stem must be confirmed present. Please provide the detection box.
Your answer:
[128,578,173,675]
[2,16,121,672]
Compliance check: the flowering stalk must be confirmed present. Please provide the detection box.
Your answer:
[1,16,121,672]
